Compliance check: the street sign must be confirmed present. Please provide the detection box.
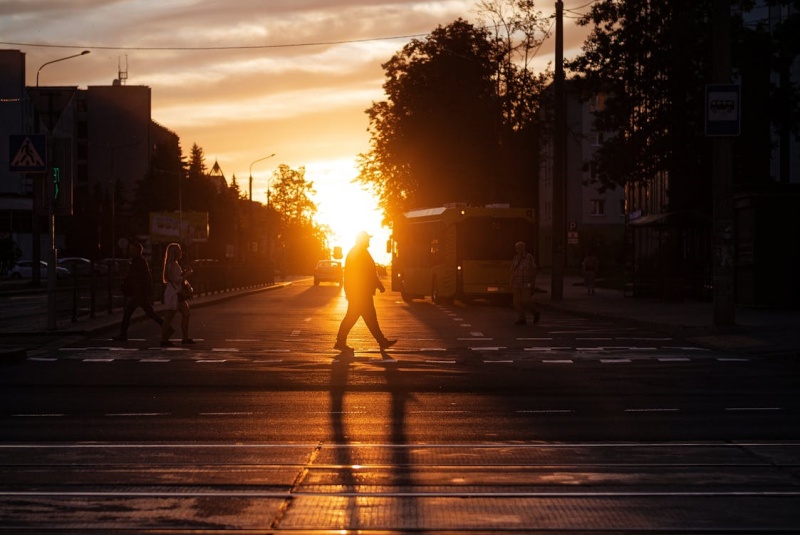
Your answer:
[9,134,47,172]
[705,84,740,136]
[567,231,579,245]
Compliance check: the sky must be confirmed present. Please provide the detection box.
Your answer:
[0,0,591,263]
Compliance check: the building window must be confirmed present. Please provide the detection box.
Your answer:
[590,199,605,217]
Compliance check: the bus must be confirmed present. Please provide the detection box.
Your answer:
[390,204,536,303]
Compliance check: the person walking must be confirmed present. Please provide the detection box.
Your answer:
[113,241,166,341]
[334,231,397,352]
[160,242,194,347]
[582,251,599,295]
[510,241,540,325]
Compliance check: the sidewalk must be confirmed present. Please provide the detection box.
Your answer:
[535,272,800,357]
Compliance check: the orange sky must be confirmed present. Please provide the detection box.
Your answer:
[1,1,591,261]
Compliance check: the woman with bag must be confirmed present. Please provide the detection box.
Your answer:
[160,242,195,347]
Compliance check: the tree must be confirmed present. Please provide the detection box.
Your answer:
[568,0,800,209]
[568,1,715,214]
[269,164,317,223]
[268,164,327,273]
[358,8,551,223]
[358,19,503,220]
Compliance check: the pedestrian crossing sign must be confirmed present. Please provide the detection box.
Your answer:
[9,134,47,172]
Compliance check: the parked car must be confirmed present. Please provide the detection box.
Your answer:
[58,256,108,276]
[313,260,343,286]
[101,258,130,277]
[9,260,70,279]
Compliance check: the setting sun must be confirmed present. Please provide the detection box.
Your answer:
[307,159,391,265]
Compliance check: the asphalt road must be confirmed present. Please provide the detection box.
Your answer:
[1,280,798,533]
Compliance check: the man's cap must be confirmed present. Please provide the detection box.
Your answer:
[356,230,372,241]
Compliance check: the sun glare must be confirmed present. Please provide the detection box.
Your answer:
[308,159,390,265]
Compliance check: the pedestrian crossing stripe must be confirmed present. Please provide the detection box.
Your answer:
[9,135,46,172]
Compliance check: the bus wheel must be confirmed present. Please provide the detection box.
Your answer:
[431,278,452,304]
[401,292,414,302]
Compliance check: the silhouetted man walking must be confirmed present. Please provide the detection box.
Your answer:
[113,241,165,341]
[334,231,396,352]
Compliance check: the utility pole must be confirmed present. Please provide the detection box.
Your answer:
[551,0,566,300]
[711,0,735,328]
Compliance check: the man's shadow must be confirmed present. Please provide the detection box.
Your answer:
[327,350,418,529]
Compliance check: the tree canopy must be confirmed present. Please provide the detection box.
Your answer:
[357,2,551,222]
[568,0,800,213]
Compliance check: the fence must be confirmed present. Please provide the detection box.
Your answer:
[0,260,276,332]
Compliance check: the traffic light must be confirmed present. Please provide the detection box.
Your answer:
[46,164,72,216]
[50,139,73,216]
[52,166,61,201]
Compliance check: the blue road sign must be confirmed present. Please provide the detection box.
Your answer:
[9,134,47,172]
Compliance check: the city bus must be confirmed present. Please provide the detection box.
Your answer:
[390,204,536,303]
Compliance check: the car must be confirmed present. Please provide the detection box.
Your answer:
[58,256,108,276]
[313,260,343,286]
[101,258,130,276]
[9,260,70,279]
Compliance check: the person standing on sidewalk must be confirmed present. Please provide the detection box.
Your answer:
[510,241,540,325]
[334,231,397,352]
[160,243,193,347]
[113,241,165,341]
[582,251,599,295]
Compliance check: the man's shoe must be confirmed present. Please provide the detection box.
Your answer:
[182,338,196,345]
[533,311,541,324]
[514,319,527,325]
[379,339,397,349]
[333,341,353,351]
[112,335,127,342]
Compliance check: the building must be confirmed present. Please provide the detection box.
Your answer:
[0,49,36,266]
[538,85,626,273]
[0,49,181,266]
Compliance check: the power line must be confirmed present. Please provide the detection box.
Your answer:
[0,33,431,52]
[569,0,600,11]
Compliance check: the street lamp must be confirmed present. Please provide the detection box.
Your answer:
[249,153,275,203]
[36,50,91,87]
[247,154,275,263]
[33,49,90,331]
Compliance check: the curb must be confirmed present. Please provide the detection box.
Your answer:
[538,300,796,358]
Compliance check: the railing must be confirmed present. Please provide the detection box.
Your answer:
[0,261,276,332]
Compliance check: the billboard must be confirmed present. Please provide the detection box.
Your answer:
[149,211,208,244]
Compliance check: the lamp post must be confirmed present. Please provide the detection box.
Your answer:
[33,50,91,330]
[247,154,275,261]
[249,153,275,204]
[36,50,90,87]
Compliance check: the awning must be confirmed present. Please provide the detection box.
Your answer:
[628,210,711,228]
